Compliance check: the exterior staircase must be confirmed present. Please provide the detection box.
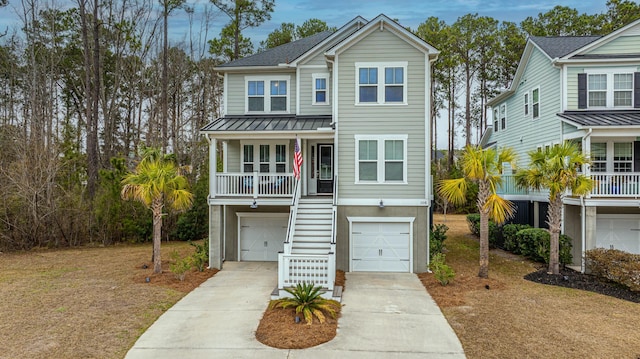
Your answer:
[291,197,333,255]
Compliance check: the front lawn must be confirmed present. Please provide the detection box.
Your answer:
[421,214,640,358]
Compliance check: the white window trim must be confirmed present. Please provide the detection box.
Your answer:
[355,61,408,106]
[240,140,289,173]
[500,104,507,130]
[244,75,291,114]
[523,93,529,117]
[584,68,636,109]
[532,87,540,119]
[312,72,330,106]
[354,134,408,184]
[493,107,499,132]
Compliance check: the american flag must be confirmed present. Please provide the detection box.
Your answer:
[293,137,303,180]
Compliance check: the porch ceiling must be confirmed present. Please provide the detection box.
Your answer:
[201,115,333,135]
[558,110,640,128]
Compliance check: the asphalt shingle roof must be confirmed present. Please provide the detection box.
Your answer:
[217,31,334,68]
[529,36,601,58]
[201,115,332,132]
[558,110,640,127]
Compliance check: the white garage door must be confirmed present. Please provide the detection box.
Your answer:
[351,221,411,272]
[239,214,287,261]
[596,214,640,254]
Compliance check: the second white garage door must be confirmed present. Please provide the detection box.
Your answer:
[239,213,288,261]
[596,214,640,254]
[350,220,412,272]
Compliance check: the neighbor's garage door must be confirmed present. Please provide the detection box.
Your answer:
[351,221,411,272]
[596,214,640,254]
[239,214,287,261]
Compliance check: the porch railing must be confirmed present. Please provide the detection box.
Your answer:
[284,178,302,254]
[215,172,294,197]
[498,173,640,198]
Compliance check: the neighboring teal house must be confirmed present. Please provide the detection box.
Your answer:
[200,15,439,296]
[484,19,640,271]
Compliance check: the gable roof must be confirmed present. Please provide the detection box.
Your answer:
[216,30,333,69]
[529,36,601,59]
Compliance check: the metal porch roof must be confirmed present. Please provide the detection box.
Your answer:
[200,115,333,132]
[558,110,640,127]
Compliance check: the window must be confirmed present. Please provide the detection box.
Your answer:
[384,67,404,102]
[614,142,632,172]
[493,108,499,132]
[500,104,506,130]
[241,142,288,173]
[312,73,329,105]
[245,76,289,113]
[275,145,287,173]
[532,88,540,119]
[248,81,264,112]
[588,74,607,107]
[243,145,254,172]
[358,67,378,103]
[583,69,636,108]
[355,135,407,183]
[591,143,606,172]
[524,93,529,116]
[614,74,633,107]
[259,144,270,173]
[356,62,407,105]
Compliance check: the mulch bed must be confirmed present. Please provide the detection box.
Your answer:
[524,267,640,303]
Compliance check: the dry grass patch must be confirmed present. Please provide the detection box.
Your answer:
[0,241,216,359]
[421,214,640,358]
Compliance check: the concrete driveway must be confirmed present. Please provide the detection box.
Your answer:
[125,261,465,358]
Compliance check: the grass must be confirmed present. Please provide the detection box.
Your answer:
[0,241,216,359]
[421,214,640,358]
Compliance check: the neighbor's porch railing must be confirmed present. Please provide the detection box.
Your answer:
[498,173,640,198]
[214,172,294,198]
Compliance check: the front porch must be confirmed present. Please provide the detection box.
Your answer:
[498,173,640,199]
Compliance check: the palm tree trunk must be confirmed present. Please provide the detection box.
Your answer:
[478,181,490,278]
[152,198,164,274]
[548,193,563,275]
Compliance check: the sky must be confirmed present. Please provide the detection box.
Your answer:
[0,0,613,148]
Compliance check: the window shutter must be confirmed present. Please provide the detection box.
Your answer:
[578,73,587,109]
[634,72,640,108]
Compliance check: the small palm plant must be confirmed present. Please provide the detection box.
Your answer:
[269,283,341,325]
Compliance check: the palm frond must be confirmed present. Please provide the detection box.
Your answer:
[437,178,468,206]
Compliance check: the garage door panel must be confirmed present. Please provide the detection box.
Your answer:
[351,220,411,272]
[596,216,640,254]
[240,215,287,261]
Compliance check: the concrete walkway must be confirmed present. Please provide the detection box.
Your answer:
[125,262,465,358]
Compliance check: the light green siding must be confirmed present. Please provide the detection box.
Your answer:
[335,28,427,199]
[224,71,297,115]
[226,140,240,172]
[488,47,562,167]
[298,63,332,115]
[585,35,640,55]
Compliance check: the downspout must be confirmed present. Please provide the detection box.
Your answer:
[426,56,438,273]
[580,128,593,273]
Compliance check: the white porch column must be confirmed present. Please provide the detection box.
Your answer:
[209,137,217,198]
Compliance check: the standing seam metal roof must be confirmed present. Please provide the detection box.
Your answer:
[558,110,640,127]
[200,115,333,132]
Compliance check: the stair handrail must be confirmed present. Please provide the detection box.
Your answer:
[331,173,337,245]
[284,177,302,247]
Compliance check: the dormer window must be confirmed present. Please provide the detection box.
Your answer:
[245,75,290,113]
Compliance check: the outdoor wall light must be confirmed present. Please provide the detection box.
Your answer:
[250,200,258,209]
[379,199,384,208]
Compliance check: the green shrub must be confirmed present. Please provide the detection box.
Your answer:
[516,228,572,264]
[429,253,455,286]
[190,239,209,272]
[169,250,192,281]
[269,283,341,325]
[586,248,640,292]
[466,213,500,247]
[430,224,449,259]
[502,223,532,254]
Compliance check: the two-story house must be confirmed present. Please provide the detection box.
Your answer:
[484,18,640,271]
[200,14,439,296]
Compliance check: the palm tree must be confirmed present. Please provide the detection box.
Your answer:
[514,142,591,275]
[438,145,516,278]
[121,147,193,274]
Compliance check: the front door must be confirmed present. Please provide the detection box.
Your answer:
[317,144,333,194]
